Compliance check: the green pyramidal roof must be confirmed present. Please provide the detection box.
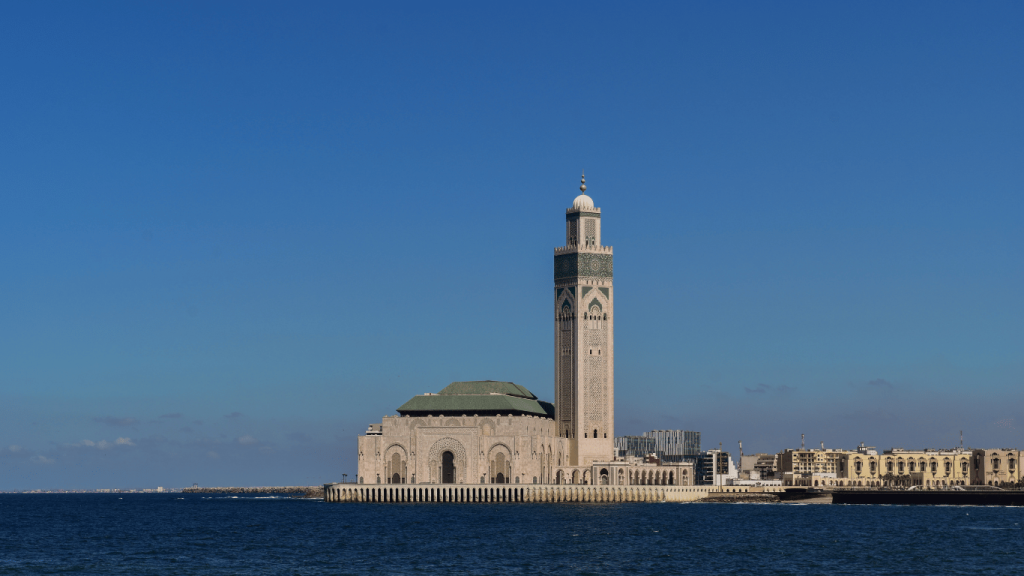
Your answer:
[396,381,554,418]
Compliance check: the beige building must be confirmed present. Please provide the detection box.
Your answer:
[872,448,972,488]
[971,449,1022,486]
[778,444,976,488]
[355,175,692,488]
[778,447,847,487]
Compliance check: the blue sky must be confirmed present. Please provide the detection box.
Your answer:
[1,2,1022,490]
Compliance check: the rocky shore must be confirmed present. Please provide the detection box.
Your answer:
[698,493,781,504]
[182,486,324,499]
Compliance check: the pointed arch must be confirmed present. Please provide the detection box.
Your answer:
[427,438,467,484]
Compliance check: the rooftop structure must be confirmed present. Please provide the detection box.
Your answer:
[396,381,555,418]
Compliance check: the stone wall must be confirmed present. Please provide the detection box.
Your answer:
[358,414,569,486]
[323,482,786,503]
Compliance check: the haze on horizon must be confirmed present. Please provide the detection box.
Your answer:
[1,2,1021,490]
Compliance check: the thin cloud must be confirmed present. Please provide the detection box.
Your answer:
[159,413,183,419]
[744,383,795,395]
[94,416,138,426]
[237,435,258,445]
[31,455,55,465]
[0,445,26,459]
[225,412,243,419]
[867,378,894,389]
[70,438,134,450]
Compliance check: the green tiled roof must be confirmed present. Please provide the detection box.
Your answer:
[396,381,554,419]
[438,381,536,399]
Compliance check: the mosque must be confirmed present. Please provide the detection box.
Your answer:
[352,175,693,490]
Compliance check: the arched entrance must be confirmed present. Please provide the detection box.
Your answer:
[600,468,609,485]
[442,451,455,484]
[496,472,505,484]
[392,473,400,484]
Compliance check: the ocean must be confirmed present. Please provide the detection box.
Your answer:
[1,494,1022,575]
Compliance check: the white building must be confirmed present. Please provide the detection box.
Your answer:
[355,175,693,487]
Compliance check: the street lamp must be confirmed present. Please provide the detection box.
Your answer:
[343,474,348,483]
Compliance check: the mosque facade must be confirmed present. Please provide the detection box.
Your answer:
[355,176,693,488]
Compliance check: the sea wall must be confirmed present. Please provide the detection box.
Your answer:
[323,483,785,503]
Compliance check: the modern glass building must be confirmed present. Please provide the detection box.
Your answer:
[643,430,701,463]
[614,430,701,462]
[614,435,656,458]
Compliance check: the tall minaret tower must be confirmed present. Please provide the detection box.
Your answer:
[554,173,614,467]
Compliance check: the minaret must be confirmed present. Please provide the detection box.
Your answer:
[554,173,614,467]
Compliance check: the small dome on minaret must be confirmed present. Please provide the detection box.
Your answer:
[572,172,594,209]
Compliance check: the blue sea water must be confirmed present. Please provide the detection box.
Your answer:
[1,494,1023,575]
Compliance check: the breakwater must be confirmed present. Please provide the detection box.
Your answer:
[833,489,1024,506]
[183,486,323,499]
[700,492,781,504]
